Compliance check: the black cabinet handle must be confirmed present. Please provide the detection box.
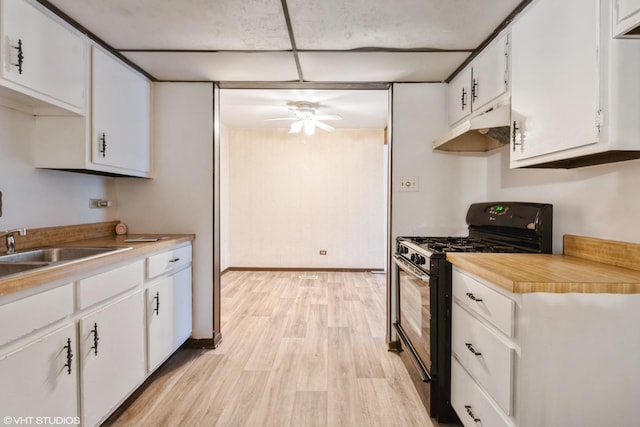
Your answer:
[471,78,479,101]
[99,133,107,157]
[464,405,481,423]
[63,338,73,375]
[466,292,483,302]
[153,291,160,315]
[512,120,522,152]
[12,39,24,74]
[461,88,467,110]
[91,323,99,356]
[465,343,482,356]
[168,257,180,264]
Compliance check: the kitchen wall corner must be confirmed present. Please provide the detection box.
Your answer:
[114,82,214,339]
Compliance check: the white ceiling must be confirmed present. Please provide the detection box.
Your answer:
[41,0,524,129]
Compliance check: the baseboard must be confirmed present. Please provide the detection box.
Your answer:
[224,267,385,273]
[184,331,223,349]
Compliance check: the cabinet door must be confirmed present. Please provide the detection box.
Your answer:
[0,0,86,111]
[0,324,79,420]
[471,34,509,112]
[147,267,192,371]
[613,0,640,36]
[510,0,600,163]
[448,67,472,125]
[92,47,150,174]
[80,292,145,427]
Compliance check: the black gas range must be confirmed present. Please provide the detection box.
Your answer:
[392,202,553,423]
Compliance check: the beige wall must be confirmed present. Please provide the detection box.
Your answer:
[227,128,386,269]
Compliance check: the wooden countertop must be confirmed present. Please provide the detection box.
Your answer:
[446,253,640,294]
[0,233,194,297]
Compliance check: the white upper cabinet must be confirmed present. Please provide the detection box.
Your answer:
[613,0,640,37]
[510,0,600,163]
[448,68,472,125]
[510,0,640,168]
[448,34,510,126]
[33,46,152,177]
[0,0,86,114]
[91,48,151,174]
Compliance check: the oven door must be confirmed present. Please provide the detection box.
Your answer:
[393,254,432,382]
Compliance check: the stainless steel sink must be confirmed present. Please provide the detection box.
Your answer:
[0,262,50,277]
[0,246,132,279]
[0,246,127,263]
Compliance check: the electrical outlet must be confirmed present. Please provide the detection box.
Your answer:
[399,176,419,192]
[319,250,327,255]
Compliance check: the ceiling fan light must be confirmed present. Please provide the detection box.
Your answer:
[304,120,315,135]
[290,120,304,133]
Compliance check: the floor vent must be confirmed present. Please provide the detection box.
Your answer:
[298,274,318,280]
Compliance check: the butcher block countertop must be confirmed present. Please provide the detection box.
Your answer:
[447,235,640,294]
[0,221,194,297]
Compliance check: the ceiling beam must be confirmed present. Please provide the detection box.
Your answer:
[280,0,304,82]
[218,82,390,90]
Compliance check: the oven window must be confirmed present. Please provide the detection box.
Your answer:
[398,270,431,366]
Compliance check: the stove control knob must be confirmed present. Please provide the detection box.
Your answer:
[410,253,416,262]
[420,255,427,265]
[399,245,408,254]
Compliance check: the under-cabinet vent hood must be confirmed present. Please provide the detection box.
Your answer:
[433,103,511,152]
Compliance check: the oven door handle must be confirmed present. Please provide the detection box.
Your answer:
[393,254,430,282]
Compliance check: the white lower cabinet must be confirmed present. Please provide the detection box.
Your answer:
[0,242,192,426]
[451,266,640,426]
[451,358,511,427]
[147,267,193,371]
[0,323,79,421]
[80,291,145,427]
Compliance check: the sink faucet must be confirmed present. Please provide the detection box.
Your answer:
[0,228,27,254]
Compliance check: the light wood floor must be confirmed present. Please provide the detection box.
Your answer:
[108,271,434,426]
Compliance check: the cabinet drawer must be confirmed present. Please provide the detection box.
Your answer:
[452,303,514,414]
[452,268,514,336]
[147,245,192,279]
[0,283,74,347]
[451,358,513,427]
[78,260,144,309]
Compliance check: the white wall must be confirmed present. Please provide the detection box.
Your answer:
[391,83,488,239]
[227,128,386,269]
[0,105,115,230]
[486,149,640,253]
[220,123,230,271]
[114,83,214,339]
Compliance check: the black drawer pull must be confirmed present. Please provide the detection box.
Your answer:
[464,405,481,423]
[465,343,482,356]
[169,257,180,263]
[63,338,73,375]
[91,322,99,356]
[153,291,160,315]
[466,292,483,302]
[99,133,107,157]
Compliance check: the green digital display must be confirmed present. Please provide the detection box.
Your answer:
[495,205,504,211]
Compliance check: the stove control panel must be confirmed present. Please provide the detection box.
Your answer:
[487,204,510,216]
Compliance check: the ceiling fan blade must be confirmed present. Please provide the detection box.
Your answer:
[315,121,336,132]
[315,114,342,121]
[265,117,297,121]
[289,120,304,133]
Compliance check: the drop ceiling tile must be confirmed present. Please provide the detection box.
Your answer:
[298,52,471,82]
[122,52,299,81]
[46,0,291,50]
[288,0,520,50]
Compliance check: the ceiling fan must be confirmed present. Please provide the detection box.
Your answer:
[265,101,342,135]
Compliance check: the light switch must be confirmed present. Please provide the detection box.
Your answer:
[399,176,419,192]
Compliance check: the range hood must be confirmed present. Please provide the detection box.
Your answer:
[433,103,511,152]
